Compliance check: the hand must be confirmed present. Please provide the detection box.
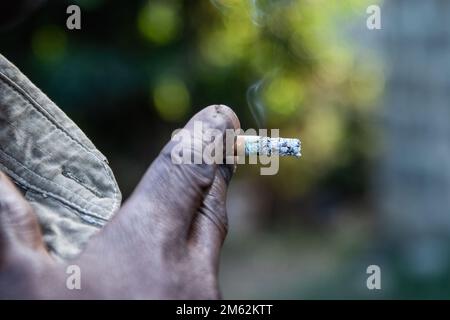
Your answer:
[0,105,240,299]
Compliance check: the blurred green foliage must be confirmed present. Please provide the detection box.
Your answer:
[194,0,383,201]
[1,0,382,205]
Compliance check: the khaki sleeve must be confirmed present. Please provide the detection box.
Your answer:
[0,53,122,261]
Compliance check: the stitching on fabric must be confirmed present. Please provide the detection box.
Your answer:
[0,112,110,203]
[0,115,107,202]
[0,69,121,213]
[0,136,112,216]
[0,154,108,225]
[25,190,105,227]
[61,167,104,198]
[0,70,120,217]
[0,105,112,213]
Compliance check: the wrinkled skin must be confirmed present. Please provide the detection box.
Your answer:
[0,105,240,299]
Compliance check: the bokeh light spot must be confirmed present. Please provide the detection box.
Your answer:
[32,25,67,64]
[153,76,190,122]
[263,75,304,117]
[138,1,180,45]
[303,106,344,166]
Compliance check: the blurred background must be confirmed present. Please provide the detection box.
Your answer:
[2,0,450,298]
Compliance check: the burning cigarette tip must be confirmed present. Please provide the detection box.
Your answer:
[240,136,301,157]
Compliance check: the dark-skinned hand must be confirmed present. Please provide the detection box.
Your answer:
[0,104,240,299]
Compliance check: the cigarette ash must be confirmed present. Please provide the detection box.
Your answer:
[244,136,301,157]
[275,138,301,157]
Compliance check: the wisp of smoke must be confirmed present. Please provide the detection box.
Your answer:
[246,78,267,129]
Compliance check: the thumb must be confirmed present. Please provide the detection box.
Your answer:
[188,166,231,265]
[114,105,240,241]
[0,171,46,256]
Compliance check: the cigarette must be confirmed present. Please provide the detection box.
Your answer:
[235,135,301,157]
